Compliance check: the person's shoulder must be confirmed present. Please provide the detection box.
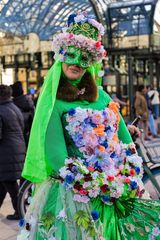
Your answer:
[98,87,112,101]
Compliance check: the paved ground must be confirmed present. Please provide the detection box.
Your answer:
[0,195,18,240]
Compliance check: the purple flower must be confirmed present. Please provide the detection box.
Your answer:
[65,174,75,184]
[91,210,100,221]
[68,108,76,116]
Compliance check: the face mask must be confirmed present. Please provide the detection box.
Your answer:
[64,46,91,69]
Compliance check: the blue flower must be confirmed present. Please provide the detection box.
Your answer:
[105,126,111,132]
[65,174,75,184]
[90,122,97,128]
[71,166,78,174]
[102,110,107,117]
[130,181,137,189]
[83,160,89,167]
[126,149,132,156]
[67,13,77,26]
[94,161,100,169]
[59,48,64,54]
[19,218,25,227]
[84,117,91,124]
[101,195,110,202]
[101,141,108,148]
[68,108,76,116]
[91,210,100,221]
[90,149,110,169]
[74,133,83,147]
[135,167,140,174]
[110,152,116,158]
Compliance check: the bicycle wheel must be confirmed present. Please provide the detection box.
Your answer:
[17,180,34,218]
[142,167,160,200]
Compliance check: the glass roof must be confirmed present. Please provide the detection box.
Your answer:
[107,0,158,37]
[0,0,115,40]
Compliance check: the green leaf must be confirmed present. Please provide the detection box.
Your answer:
[40,212,55,231]
[89,226,96,237]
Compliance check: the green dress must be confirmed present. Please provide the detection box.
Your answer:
[17,89,160,240]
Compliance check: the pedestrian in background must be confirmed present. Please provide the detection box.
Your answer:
[0,85,26,220]
[11,81,35,146]
[134,85,150,141]
[146,86,158,138]
[148,86,160,119]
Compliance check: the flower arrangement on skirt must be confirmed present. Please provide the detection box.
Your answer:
[59,102,145,204]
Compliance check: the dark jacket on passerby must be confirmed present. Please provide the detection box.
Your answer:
[11,81,35,145]
[0,99,26,181]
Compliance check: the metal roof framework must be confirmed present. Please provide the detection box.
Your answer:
[106,0,160,46]
[0,0,115,40]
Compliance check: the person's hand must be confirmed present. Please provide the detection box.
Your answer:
[127,125,141,136]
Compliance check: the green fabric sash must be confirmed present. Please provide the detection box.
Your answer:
[22,61,62,182]
[22,61,96,183]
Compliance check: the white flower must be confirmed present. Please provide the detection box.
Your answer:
[28,215,37,227]
[88,188,100,198]
[17,229,30,240]
[57,209,66,220]
[83,182,91,188]
[59,167,70,178]
[74,173,84,181]
[65,158,74,164]
[92,171,99,179]
[74,14,86,23]
[27,196,32,204]
[127,155,143,168]
[48,237,57,240]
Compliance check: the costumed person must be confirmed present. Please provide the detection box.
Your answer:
[17,12,160,240]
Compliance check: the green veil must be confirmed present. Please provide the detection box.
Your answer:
[22,60,97,183]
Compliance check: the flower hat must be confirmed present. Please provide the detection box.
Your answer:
[53,12,106,63]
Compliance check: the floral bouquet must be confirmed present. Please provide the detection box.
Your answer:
[59,102,144,204]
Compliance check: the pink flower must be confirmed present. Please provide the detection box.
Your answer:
[87,166,95,172]
[103,50,107,57]
[68,33,74,39]
[152,227,160,236]
[73,194,90,203]
[124,178,131,183]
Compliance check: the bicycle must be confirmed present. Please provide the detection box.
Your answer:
[138,137,160,199]
[130,116,160,200]
[17,180,34,218]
